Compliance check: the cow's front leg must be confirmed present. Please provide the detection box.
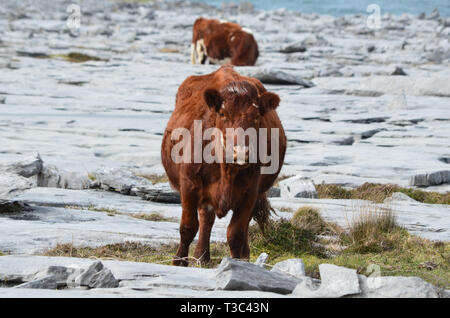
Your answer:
[190,43,196,64]
[193,206,215,265]
[173,192,199,266]
[227,195,257,260]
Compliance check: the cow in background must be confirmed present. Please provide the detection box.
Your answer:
[191,18,259,66]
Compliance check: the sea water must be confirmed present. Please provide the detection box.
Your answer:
[191,0,450,17]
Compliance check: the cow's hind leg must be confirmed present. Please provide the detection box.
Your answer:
[193,206,215,265]
[173,192,199,266]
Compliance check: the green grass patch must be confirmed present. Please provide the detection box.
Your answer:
[138,173,169,184]
[51,52,107,63]
[132,213,177,223]
[42,205,450,288]
[249,218,328,260]
[44,241,229,268]
[317,183,450,204]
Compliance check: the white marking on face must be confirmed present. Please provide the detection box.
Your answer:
[195,39,206,64]
[206,56,231,66]
[252,103,259,109]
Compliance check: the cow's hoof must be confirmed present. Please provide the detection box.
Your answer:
[172,257,189,267]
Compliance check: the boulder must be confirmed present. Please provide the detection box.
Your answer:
[271,259,306,278]
[254,253,269,267]
[0,172,35,199]
[216,258,301,294]
[427,8,440,20]
[34,266,78,288]
[74,261,119,289]
[87,269,120,289]
[279,176,318,199]
[409,170,450,187]
[384,192,416,203]
[292,264,360,298]
[280,42,307,54]
[267,186,281,198]
[392,67,407,76]
[74,261,105,286]
[92,168,147,195]
[361,128,386,140]
[3,154,43,178]
[37,165,92,190]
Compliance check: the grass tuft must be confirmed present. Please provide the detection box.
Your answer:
[342,203,403,253]
[291,206,337,236]
[317,183,449,204]
[249,218,328,260]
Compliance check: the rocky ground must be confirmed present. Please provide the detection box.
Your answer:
[0,0,449,297]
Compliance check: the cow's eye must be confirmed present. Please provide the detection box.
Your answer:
[219,111,225,117]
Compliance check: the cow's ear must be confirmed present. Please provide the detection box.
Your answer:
[204,89,223,112]
[258,92,280,114]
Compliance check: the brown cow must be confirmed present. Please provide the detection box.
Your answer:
[161,65,286,266]
[191,18,259,66]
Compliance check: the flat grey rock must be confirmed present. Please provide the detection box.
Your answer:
[216,258,301,294]
[331,136,354,146]
[92,168,180,203]
[15,275,58,290]
[238,67,314,87]
[292,264,360,298]
[353,275,439,298]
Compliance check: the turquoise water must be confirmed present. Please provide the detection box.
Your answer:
[192,0,450,17]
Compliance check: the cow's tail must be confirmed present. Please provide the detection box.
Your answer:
[252,192,275,233]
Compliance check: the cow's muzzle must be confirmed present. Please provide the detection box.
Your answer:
[232,145,250,166]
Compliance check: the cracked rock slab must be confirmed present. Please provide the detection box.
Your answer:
[292,264,360,298]
[216,258,301,295]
